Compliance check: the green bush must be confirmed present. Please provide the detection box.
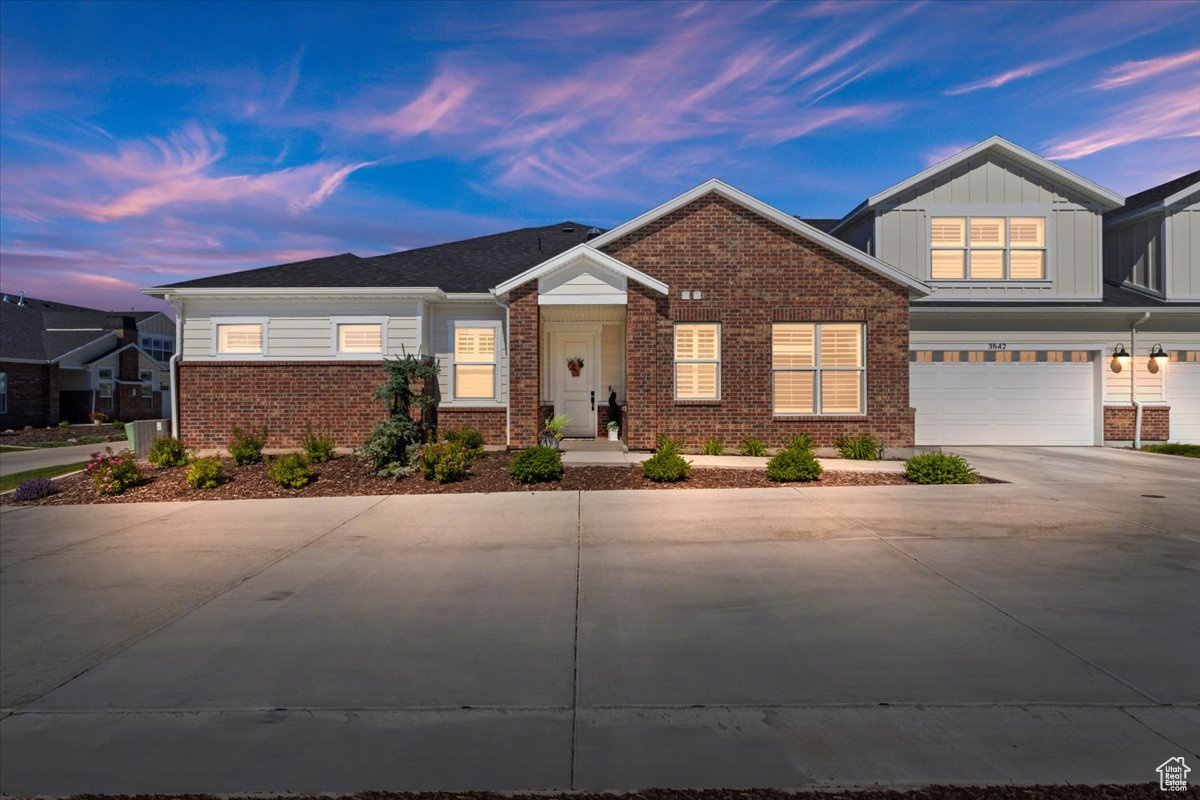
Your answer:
[766,446,823,482]
[85,448,143,495]
[417,441,471,483]
[699,437,723,456]
[147,436,189,468]
[739,437,767,457]
[786,433,815,453]
[836,434,883,461]
[268,453,314,489]
[642,435,691,482]
[359,417,418,474]
[444,426,485,458]
[186,456,225,489]
[228,426,267,465]
[904,452,977,484]
[57,420,70,429]
[509,445,564,483]
[302,423,336,463]
[1141,443,1200,458]
[112,420,125,429]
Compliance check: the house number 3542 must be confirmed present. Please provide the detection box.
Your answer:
[987,343,1007,350]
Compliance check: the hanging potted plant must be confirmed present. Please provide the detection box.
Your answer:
[541,414,568,449]
[567,357,584,377]
[607,420,620,442]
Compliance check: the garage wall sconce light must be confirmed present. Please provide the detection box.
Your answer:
[1110,343,1129,372]
[1148,343,1168,374]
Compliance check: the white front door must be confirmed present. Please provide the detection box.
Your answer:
[554,331,598,438]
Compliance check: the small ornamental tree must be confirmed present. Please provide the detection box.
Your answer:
[360,355,440,474]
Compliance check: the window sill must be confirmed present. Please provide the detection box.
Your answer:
[674,399,721,406]
[439,402,506,409]
[929,281,1052,288]
[773,414,868,419]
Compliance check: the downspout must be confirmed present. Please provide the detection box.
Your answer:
[1130,311,1151,449]
[492,294,511,448]
[168,297,183,438]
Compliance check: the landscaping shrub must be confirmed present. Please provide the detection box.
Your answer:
[739,437,767,457]
[509,445,564,483]
[358,355,440,474]
[766,445,823,482]
[57,420,70,429]
[444,426,485,458]
[86,448,143,495]
[642,435,691,483]
[228,426,267,465]
[836,434,883,461]
[112,420,125,429]
[700,437,723,456]
[302,423,336,463]
[147,436,189,468]
[186,456,225,489]
[786,433,816,453]
[1141,442,1200,458]
[903,452,977,484]
[268,453,314,489]
[416,441,471,483]
[13,478,59,501]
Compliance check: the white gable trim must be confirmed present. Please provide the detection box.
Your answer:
[492,243,668,297]
[1164,180,1200,207]
[585,178,930,296]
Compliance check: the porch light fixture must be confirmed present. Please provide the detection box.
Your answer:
[1149,343,1168,366]
[1110,343,1129,372]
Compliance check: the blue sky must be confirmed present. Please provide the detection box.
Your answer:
[2,0,1198,312]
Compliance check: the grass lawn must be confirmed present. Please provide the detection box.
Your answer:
[0,446,33,453]
[0,462,89,492]
[1141,443,1200,458]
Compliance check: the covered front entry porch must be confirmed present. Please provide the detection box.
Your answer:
[539,305,626,440]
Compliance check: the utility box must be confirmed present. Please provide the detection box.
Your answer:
[126,418,170,460]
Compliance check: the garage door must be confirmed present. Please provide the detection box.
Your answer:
[1167,359,1200,444]
[911,351,1096,446]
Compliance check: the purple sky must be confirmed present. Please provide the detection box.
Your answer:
[1,0,1198,313]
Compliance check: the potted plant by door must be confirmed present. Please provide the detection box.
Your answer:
[541,414,568,449]
[90,411,106,426]
[607,420,620,442]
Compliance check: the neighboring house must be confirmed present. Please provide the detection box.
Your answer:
[143,137,1200,450]
[0,294,174,428]
[831,137,1200,446]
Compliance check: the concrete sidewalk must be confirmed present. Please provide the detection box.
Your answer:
[562,450,907,472]
[0,442,110,476]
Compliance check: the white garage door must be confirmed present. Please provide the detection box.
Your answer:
[1167,361,1200,444]
[911,356,1095,446]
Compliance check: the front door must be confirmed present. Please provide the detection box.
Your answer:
[554,331,598,437]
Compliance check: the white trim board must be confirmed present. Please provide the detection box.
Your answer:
[492,244,668,298]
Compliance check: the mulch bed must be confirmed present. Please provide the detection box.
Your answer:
[0,424,127,447]
[0,452,965,507]
[64,785,1190,799]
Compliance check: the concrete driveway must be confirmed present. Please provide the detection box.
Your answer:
[0,446,1197,793]
[0,442,109,476]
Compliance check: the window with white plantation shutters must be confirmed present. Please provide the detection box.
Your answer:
[452,325,498,400]
[772,323,864,415]
[217,323,263,354]
[674,323,720,400]
[930,216,1046,281]
[338,323,383,353]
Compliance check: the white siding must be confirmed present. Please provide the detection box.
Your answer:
[1167,204,1200,300]
[538,259,627,303]
[180,298,421,359]
[137,313,176,338]
[601,323,625,403]
[1103,215,1163,293]
[430,302,507,406]
[875,152,1104,301]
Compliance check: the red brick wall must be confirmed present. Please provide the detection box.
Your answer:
[1103,405,1169,442]
[436,407,506,445]
[508,284,541,446]
[179,361,388,448]
[0,361,57,428]
[601,193,915,449]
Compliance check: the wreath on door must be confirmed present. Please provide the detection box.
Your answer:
[567,357,584,376]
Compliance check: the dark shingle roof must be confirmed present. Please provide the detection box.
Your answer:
[1111,170,1200,217]
[797,218,840,232]
[0,296,160,361]
[161,223,601,292]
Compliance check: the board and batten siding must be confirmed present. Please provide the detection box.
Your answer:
[873,152,1104,301]
[429,302,508,406]
[1104,214,1163,294]
[1167,203,1200,300]
[180,298,422,359]
[137,313,176,338]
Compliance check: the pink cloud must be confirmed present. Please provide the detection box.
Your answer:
[1094,49,1200,90]
[1044,82,1200,160]
[922,142,972,167]
[944,57,1068,95]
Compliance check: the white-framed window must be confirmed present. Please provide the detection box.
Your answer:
[674,323,721,401]
[0,371,7,414]
[139,370,154,410]
[97,368,114,411]
[930,216,1046,281]
[772,322,865,415]
[213,319,266,355]
[332,317,387,355]
[450,321,500,401]
[140,335,174,362]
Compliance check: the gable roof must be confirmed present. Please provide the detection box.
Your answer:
[1106,169,1200,225]
[492,244,669,297]
[0,296,161,362]
[831,136,1125,234]
[588,179,931,296]
[156,224,600,293]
